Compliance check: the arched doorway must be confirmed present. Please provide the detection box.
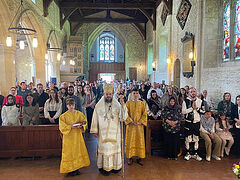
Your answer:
[174,59,181,88]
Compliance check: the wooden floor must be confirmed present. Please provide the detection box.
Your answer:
[0,133,238,180]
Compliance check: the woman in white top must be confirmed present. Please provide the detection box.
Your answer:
[44,89,62,124]
[2,95,20,126]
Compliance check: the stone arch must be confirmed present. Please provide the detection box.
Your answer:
[0,0,17,95]
[173,59,181,88]
[0,0,13,44]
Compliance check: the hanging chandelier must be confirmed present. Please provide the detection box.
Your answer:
[6,0,38,49]
[46,30,63,61]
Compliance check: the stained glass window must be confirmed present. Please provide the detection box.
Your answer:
[99,36,115,61]
[105,44,110,60]
[235,0,240,59]
[100,43,104,60]
[223,3,230,61]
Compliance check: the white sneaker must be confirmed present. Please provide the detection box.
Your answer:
[184,152,191,161]
[192,153,202,161]
[225,147,230,156]
[206,156,211,162]
[212,155,221,160]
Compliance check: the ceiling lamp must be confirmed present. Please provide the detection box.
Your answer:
[6,0,37,48]
[32,37,38,48]
[6,36,12,47]
[167,58,171,64]
[19,40,25,50]
[45,53,49,60]
[8,0,36,35]
[57,53,61,61]
[46,30,62,61]
[47,30,62,51]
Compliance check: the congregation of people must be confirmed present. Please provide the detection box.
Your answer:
[1,78,240,176]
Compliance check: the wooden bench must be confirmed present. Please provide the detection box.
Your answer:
[0,125,62,158]
[146,120,186,157]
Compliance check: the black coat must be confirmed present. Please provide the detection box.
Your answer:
[232,105,240,120]
[0,95,4,125]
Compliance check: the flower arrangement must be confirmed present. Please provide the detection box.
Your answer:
[233,163,240,178]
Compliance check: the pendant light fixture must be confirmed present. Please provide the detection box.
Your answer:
[46,4,62,60]
[6,0,37,48]
[32,37,38,48]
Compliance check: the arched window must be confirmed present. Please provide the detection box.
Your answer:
[223,2,230,61]
[99,36,115,61]
[222,0,240,62]
[235,0,240,59]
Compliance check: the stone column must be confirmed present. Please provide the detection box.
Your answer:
[0,46,16,95]
[153,31,157,82]
[55,60,61,86]
[34,55,46,88]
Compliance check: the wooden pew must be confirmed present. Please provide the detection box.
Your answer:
[0,125,62,158]
[146,120,185,157]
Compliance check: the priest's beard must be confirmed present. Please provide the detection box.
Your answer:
[105,97,112,103]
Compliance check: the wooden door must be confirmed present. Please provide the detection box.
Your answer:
[129,67,137,81]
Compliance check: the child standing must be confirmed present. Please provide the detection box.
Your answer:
[216,112,234,157]
[59,98,90,176]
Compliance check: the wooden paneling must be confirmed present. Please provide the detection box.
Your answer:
[129,67,137,80]
[89,62,125,82]
[0,126,62,158]
[146,120,186,157]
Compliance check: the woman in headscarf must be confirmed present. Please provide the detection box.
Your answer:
[162,97,182,160]
[231,95,240,157]
[217,92,235,119]
[1,95,20,126]
[161,86,178,108]
[147,90,162,120]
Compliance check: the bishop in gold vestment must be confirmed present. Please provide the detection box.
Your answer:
[59,99,90,174]
[90,84,128,175]
[125,89,147,161]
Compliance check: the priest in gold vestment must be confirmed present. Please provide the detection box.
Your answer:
[125,88,147,165]
[59,98,90,176]
[90,84,128,176]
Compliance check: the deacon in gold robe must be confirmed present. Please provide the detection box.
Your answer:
[59,98,90,176]
[90,84,128,176]
[125,88,147,165]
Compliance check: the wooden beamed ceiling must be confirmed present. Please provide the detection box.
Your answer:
[48,0,173,39]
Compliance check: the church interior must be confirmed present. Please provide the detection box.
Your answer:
[0,0,240,179]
